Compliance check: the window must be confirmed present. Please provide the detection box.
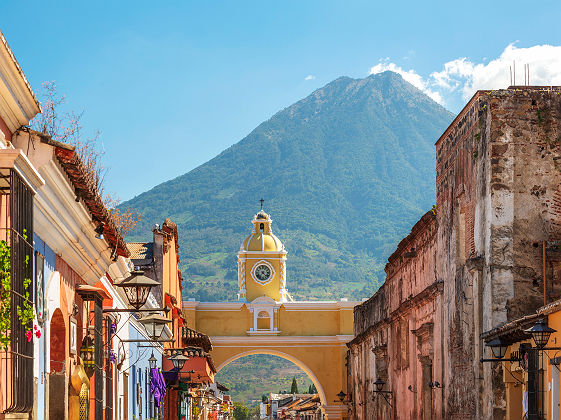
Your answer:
[257,310,271,330]
[35,252,44,325]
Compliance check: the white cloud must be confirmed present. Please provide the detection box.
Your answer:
[369,60,443,104]
[369,44,561,111]
[305,75,316,81]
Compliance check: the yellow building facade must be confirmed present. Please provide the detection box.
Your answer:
[183,210,360,419]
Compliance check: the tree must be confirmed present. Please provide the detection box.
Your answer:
[261,394,268,403]
[233,402,250,420]
[308,383,317,394]
[32,82,141,236]
[291,377,299,394]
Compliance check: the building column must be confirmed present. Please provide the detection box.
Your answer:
[551,359,560,420]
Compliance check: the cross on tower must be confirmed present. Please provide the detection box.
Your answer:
[260,198,264,210]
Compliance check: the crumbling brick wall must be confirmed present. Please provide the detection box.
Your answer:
[436,87,561,419]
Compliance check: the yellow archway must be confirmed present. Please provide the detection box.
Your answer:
[183,299,357,419]
[182,209,359,419]
[216,349,327,405]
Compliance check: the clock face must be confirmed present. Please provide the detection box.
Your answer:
[254,264,271,281]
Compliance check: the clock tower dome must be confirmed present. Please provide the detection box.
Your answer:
[237,208,288,302]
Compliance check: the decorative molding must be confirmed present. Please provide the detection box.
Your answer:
[210,335,354,346]
[282,301,360,311]
[250,259,275,285]
[0,34,41,131]
[246,329,281,336]
[0,149,44,192]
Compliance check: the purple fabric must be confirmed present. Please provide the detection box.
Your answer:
[150,368,167,407]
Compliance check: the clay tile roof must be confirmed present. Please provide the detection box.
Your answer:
[36,132,129,258]
[127,242,154,260]
[182,326,213,352]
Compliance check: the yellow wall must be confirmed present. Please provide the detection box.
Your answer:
[182,301,356,419]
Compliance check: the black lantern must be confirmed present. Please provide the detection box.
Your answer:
[486,337,509,359]
[138,313,172,340]
[374,378,386,392]
[170,351,189,371]
[114,271,159,310]
[148,351,157,370]
[80,334,95,377]
[336,390,346,403]
[525,319,556,349]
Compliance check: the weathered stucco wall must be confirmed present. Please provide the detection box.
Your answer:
[349,211,440,420]
[350,86,561,420]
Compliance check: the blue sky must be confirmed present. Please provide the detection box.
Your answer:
[1,0,561,200]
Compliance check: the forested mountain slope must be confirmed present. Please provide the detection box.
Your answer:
[123,71,454,301]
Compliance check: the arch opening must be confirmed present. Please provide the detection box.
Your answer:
[50,308,66,373]
[215,349,327,406]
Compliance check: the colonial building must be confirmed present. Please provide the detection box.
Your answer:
[348,85,561,419]
[348,210,441,419]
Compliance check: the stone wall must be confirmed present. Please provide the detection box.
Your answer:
[349,86,561,420]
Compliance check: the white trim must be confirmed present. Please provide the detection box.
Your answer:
[238,252,288,256]
[0,149,44,192]
[283,301,360,310]
[210,335,353,346]
[0,34,41,131]
[246,330,281,336]
[250,260,275,285]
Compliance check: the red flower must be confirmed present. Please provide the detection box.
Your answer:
[35,329,41,339]
[33,325,37,330]
[25,331,32,342]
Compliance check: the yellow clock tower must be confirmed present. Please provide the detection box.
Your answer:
[237,208,288,302]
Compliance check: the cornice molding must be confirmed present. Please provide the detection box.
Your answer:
[33,160,114,284]
[0,149,44,192]
[0,33,41,131]
[210,335,354,347]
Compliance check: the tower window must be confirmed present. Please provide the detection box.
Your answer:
[260,223,264,231]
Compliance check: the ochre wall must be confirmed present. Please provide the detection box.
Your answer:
[183,301,356,419]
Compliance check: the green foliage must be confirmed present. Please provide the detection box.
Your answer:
[0,229,35,349]
[0,238,11,349]
[291,377,299,394]
[123,71,454,301]
[233,402,250,420]
[308,383,317,394]
[216,355,314,407]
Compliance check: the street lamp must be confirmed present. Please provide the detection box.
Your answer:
[486,337,509,359]
[336,391,346,403]
[525,319,556,349]
[148,351,157,370]
[372,378,392,407]
[170,351,189,371]
[114,271,160,310]
[80,334,95,377]
[138,313,172,341]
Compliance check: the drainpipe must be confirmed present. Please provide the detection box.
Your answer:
[543,241,547,305]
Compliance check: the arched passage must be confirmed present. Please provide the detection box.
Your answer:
[216,349,327,406]
[50,308,66,373]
